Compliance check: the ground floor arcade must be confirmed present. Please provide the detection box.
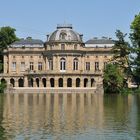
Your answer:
[0,74,102,88]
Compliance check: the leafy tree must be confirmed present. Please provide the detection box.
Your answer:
[112,30,131,80]
[0,26,18,51]
[103,64,124,94]
[0,26,18,72]
[130,13,140,87]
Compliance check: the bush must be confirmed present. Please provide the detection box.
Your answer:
[0,82,7,93]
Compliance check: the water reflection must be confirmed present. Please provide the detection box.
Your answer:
[0,93,140,140]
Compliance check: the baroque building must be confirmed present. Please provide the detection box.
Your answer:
[1,24,114,93]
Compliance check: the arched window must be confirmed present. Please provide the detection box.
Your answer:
[50,78,55,87]
[18,78,24,87]
[67,78,72,87]
[60,33,67,40]
[58,78,63,87]
[84,78,88,87]
[60,58,66,71]
[42,78,46,87]
[73,58,78,70]
[76,78,80,87]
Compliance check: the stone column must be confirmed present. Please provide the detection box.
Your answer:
[4,55,8,74]
[72,77,75,88]
[46,57,48,70]
[33,78,36,87]
[81,77,84,88]
[53,55,56,71]
[63,77,67,87]
[39,78,42,87]
[24,76,28,87]
[55,77,58,87]
[15,79,19,87]
[46,78,50,87]
[88,78,91,87]
[6,77,10,86]
[80,55,83,71]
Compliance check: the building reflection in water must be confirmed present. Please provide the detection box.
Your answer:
[2,93,104,138]
[3,93,139,139]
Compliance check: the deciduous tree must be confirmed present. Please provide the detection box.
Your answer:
[130,13,140,87]
[0,26,18,72]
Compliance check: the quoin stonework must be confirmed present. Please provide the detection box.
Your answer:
[1,24,114,93]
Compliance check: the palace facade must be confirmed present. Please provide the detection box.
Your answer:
[1,24,114,93]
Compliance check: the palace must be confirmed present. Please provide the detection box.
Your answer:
[1,24,114,93]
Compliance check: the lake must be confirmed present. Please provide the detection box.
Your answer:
[0,93,140,140]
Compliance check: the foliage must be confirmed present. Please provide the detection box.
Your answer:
[112,30,132,79]
[103,64,125,94]
[104,30,132,94]
[0,26,18,73]
[0,82,7,93]
[130,13,140,87]
[0,26,18,51]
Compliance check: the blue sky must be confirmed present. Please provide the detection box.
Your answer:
[0,0,139,41]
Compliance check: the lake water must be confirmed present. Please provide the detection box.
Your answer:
[0,93,140,140]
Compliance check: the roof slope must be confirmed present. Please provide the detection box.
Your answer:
[85,38,115,44]
[12,37,44,45]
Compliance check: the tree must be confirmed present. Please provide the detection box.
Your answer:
[0,26,18,72]
[103,64,124,94]
[112,30,131,80]
[130,13,140,87]
[0,26,18,51]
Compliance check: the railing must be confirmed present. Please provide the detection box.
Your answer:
[57,24,72,29]
[27,70,103,75]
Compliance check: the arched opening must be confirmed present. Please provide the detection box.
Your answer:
[67,78,72,87]
[1,78,7,84]
[50,78,54,87]
[18,78,24,87]
[36,78,39,87]
[59,78,63,87]
[76,78,80,87]
[91,78,95,87]
[29,78,34,87]
[42,78,46,87]
[10,78,15,87]
[60,32,67,40]
[84,78,88,87]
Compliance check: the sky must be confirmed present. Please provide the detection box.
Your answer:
[0,0,139,41]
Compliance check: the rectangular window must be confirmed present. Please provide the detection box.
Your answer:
[73,60,78,70]
[21,62,25,71]
[95,62,99,71]
[61,44,65,50]
[38,62,43,71]
[30,62,34,71]
[12,62,16,71]
[86,62,90,71]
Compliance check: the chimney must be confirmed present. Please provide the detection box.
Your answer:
[47,35,49,41]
